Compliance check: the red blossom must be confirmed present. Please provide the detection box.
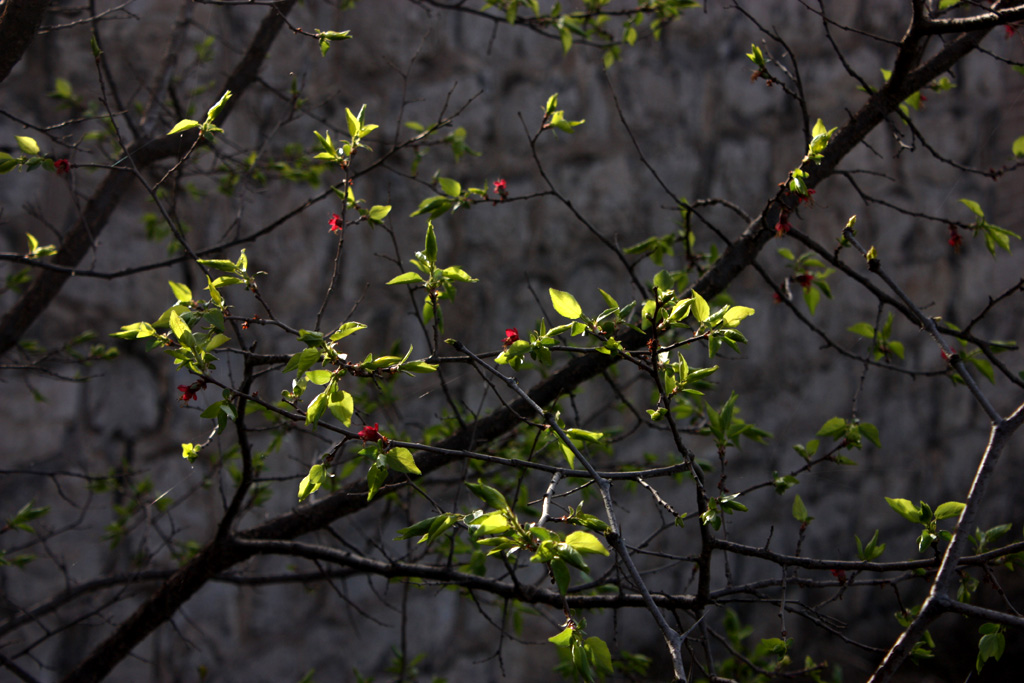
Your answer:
[772,292,783,304]
[503,327,519,346]
[1006,23,1019,38]
[176,379,206,403]
[948,224,962,252]
[358,423,382,442]
[492,178,508,200]
[328,213,343,233]
[830,568,847,585]
[774,209,792,236]
[54,158,71,176]
[796,188,816,205]
[794,273,814,290]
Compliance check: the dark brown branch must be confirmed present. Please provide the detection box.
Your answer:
[0,0,50,84]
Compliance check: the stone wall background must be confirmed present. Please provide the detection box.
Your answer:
[2,0,1024,680]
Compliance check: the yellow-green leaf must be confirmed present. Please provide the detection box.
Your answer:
[723,305,755,327]
[385,447,421,475]
[549,288,583,320]
[692,290,710,322]
[1013,136,1024,158]
[297,463,326,501]
[168,281,192,303]
[167,119,201,135]
[16,136,39,155]
[549,626,573,647]
[565,530,609,556]
[328,389,354,425]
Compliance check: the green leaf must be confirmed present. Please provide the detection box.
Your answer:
[305,390,329,426]
[817,417,846,438]
[565,530,609,556]
[168,311,191,344]
[345,107,360,138]
[205,333,230,351]
[855,529,886,561]
[327,389,353,426]
[549,288,583,320]
[424,221,438,263]
[53,77,73,99]
[197,258,238,273]
[438,176,462,197]
[467,481,508,510]
[167,119,201,135]
[401,361,438,373]
[386,271,424,286]
[385,447,421,475]
[551,557,570,595]
[441,265,477,283]
[959,198,984,218]
[473,511,511,536]
[585,636,614,675]
[111,321,157,340]
[977,629,1005,672]
[204,90,232,123]
[297,329,325,345]
[305,369,332,385]
[692,290,710,323]
[367,204,391,222]
[598,288,619,310]
[298,463,327,501]
[860,422,881,448]
[565,428,604,444]
[792,494,811,523]
[284,347,321,375]
[935,501,965,521]
[722,305,755,327]
[848,322,876,338]
[165,282,192,305]
[16,136,40,155]
[886,497,922,524]
[366,462,388,500]
[409,195,453,218]
[1013,136,1024,158]
[329,321,366,341]
[549,626,574,648]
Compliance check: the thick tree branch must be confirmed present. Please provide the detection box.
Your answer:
[0,0,49,84]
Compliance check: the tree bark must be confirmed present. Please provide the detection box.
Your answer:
[0,0,49,84]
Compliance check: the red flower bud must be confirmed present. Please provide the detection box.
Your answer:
[492,178,508,201]
[503,327,519,346]
[176,379,206,403]
[358,423,382,442]
[947,224,962,252]
[794,273,814,290]
[774,209,792,236]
